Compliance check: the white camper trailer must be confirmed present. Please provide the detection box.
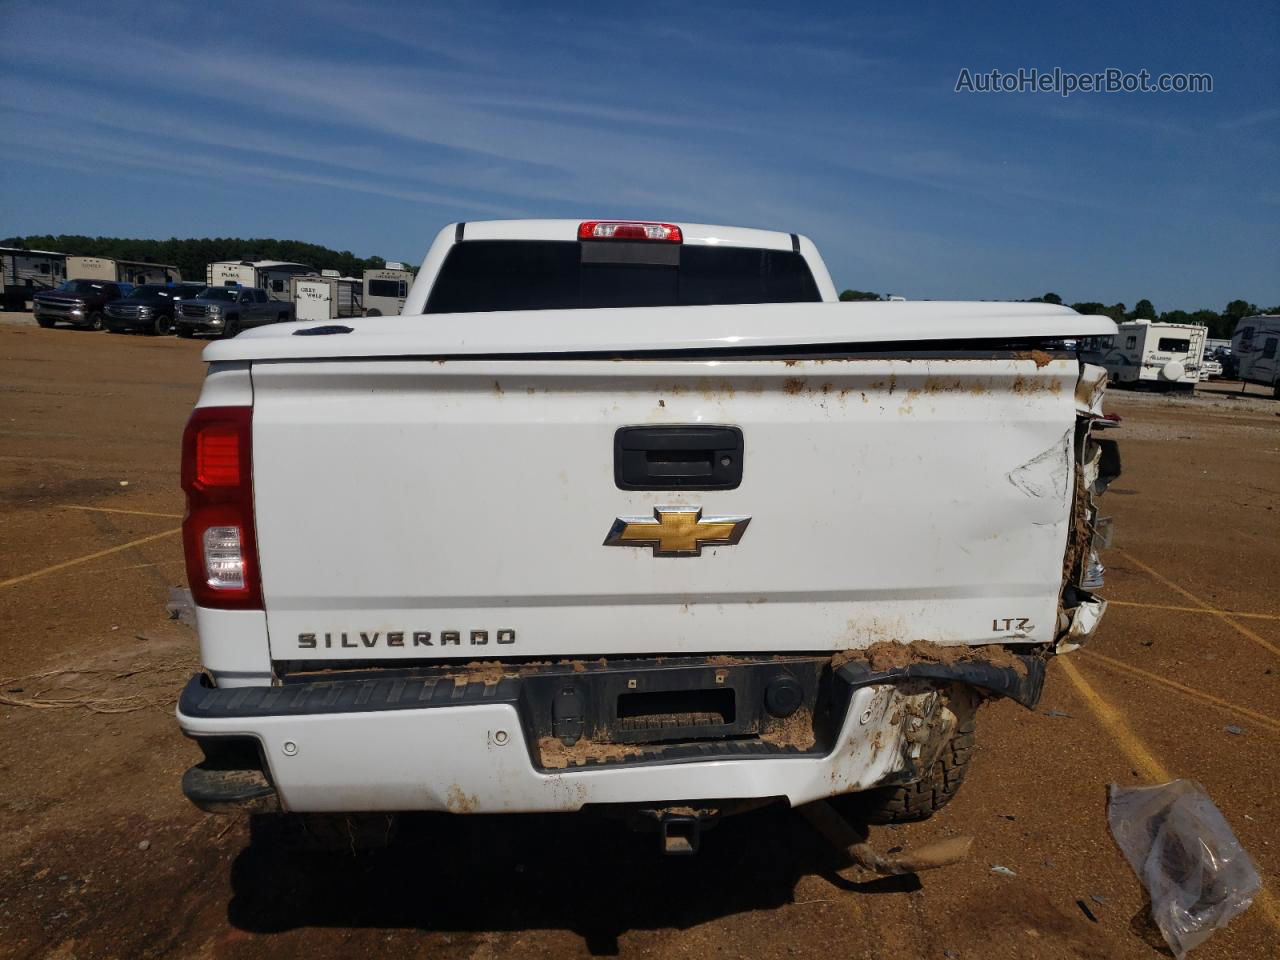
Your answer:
[1,246,67,309]
[66,256,181,285]
[1232,315,1280,397]
[1088,320,1207,391]
[205,260,315,302]
[361,262,414,316]
[290,272,363,322]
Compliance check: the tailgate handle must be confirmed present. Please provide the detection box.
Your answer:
[614,426,743,490]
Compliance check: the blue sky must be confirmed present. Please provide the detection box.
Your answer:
[1,0,1276,309]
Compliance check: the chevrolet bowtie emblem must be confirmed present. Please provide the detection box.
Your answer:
[604,507,750,557]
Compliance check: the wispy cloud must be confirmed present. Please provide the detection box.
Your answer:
[1,0,1274,307]
[1219,107,1280,130]
[0,118,524,216]
[0,4,1078,231]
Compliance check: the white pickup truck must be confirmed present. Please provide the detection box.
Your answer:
[176,220,1119,856]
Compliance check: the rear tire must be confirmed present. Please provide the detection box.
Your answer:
[836,700,977,825]
[87,312,105,331]
[153,314,174,336]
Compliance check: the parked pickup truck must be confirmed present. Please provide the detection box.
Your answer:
[175,286,293,338]
[176,220,1119,856]
[32,279,132,330]
[105,283,208,335]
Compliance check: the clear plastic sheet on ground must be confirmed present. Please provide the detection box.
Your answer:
[1107,779,1261,958]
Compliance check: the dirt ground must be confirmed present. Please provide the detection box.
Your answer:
[1,317,1278,960]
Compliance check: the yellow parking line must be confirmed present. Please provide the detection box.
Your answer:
[0,528,181,590]
[1082,652,1280,734]
[1061,656,1280,935]
[1108,599,1280,623]
[1059,656,1171,780]
[97,558,185,573]
[61,504,184,520]
[1117,549,1280,658]
[70,558,187,579]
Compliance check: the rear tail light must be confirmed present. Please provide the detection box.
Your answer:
[578,221,682,243]
[181,406,262,609]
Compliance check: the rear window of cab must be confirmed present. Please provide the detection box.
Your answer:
[424,240,821,314]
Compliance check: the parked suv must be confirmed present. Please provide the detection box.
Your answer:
[32,279,132,330]
[175,286,293,338]
[105,283,209,336]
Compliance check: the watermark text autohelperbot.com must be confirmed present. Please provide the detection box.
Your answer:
[955,67,1212,97]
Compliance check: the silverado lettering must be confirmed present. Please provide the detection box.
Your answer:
[297,630,516,649]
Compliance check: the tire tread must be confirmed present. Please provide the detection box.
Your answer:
[843,712,977,824]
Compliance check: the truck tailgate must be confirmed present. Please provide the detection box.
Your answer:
[251,355,1080,662]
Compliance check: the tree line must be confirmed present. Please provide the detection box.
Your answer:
[0,235,407,284]
[840,289,1278,340]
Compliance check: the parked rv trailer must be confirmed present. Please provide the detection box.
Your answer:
[66,256,181,285]
[118,260,181,285]
[1,246,67,309]
[291,273,363,322]
[361,262,414,316]
[66,257,118,282]
[1232,315,1280,397]
[1084,320,1207,391]
[205,260,315,302]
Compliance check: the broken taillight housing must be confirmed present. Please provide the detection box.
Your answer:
[577,221,683,243]
[181,406,262,609]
